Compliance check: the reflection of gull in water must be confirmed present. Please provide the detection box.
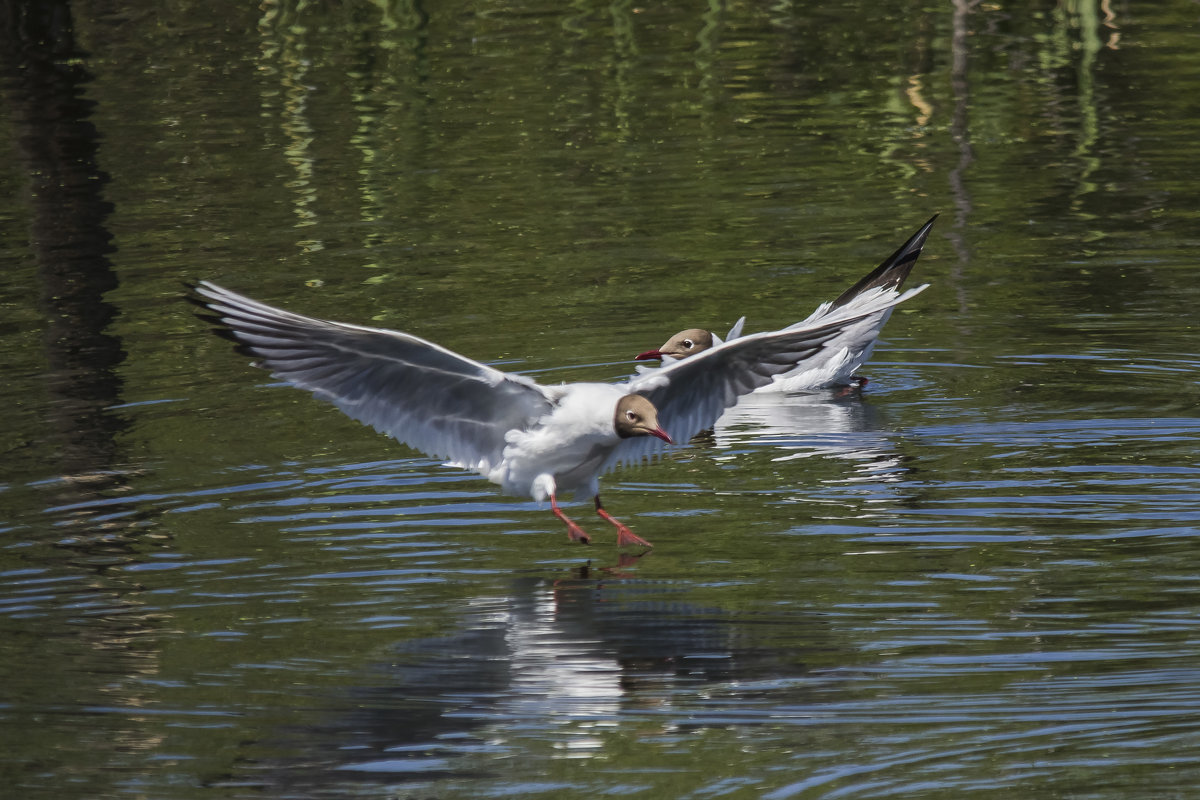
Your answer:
[707,391,906,482]
[235,574,833,792]
[491,586,623,729]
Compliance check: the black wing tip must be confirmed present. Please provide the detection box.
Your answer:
[830,213,938,309]
[183,279,222,307]
[185,281,246,345]
[184,292,210,313]
[184,279,227,319]
[182,279,212,295]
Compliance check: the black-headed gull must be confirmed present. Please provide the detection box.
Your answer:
[191,281,920,548]
[635,215,936,392]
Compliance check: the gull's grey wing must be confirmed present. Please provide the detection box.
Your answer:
[608,286,925,469]
[191,281,554,472]
[830,214,937,309]
[779,215,938,332]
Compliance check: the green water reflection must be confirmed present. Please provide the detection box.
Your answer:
[3,1,1200,798]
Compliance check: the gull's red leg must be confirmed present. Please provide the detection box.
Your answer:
[594,495,653,549]
[551,494,590,544]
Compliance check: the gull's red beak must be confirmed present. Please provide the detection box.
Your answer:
[635,349,664,361]
[651,427,673,444]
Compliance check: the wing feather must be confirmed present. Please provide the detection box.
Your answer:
[191,281,554,472]
[607,285,926,470]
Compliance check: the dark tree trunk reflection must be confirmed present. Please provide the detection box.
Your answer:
[1,0,126,485]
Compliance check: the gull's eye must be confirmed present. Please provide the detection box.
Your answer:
[683,339,694,348]
[626,410,639,422]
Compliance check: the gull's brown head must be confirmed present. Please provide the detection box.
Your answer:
[634,328,714,362]
[614,395,673,443]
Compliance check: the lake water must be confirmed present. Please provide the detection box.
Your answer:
[3,1,1200,798]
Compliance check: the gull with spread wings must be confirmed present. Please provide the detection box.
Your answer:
[191,275,926,548]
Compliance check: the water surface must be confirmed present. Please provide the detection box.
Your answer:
[3,1,1200,798]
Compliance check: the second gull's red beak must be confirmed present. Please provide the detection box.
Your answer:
[650,427,673,444]
[635,349,664,361]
